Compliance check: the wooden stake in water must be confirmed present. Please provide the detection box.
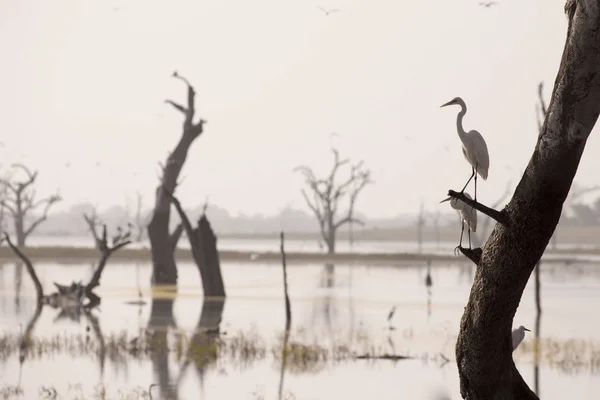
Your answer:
[280,231,292,331]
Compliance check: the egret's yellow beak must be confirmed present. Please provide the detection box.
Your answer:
[439,197,451,203]
[440,100,454,108]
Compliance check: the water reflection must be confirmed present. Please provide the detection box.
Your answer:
[426,261,432,320]
[177,298,226,395]
[14,261,22,314]
[1,261,600,399]
[147,294,179,400]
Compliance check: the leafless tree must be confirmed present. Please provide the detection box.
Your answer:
[448,2,600,397]
[0,164,61,247]
[82,206,102,250]
[294,148,372,254]
[147,71,206,285]
[3,222,131,308]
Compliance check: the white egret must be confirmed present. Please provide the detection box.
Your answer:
[511,325,530,351]
[440,192,477,251]
[440,97,489,202]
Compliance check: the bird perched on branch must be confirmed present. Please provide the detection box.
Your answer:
[440,192,477,252]
[440,97,489,202]
[511,325,530,351]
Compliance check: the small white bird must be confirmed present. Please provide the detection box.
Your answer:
[440,97,490,202]
[440,193,477,251]
[511,325,531,351]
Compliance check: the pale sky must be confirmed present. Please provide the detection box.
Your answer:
[0,0,591,218]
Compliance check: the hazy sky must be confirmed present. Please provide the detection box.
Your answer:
[0,0,590,218]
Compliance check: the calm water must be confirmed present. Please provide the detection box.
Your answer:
[0,258,599,399]
[23,234,600,255]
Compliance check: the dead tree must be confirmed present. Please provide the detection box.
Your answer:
[295,148,372,254]
[3,222,131,309]
[147,71,206,285]
[0,164,61,247]
[166,189,226,297]
[82,206,102,250]
[448,2,600,398]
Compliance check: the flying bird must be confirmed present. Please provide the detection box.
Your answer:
[440,192,477,251]
[440,97,489,202]
[511,325,530,351]
[479,1,497,7]
[317,6,340,16]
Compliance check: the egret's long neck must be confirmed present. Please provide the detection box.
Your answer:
[456,103,467,141]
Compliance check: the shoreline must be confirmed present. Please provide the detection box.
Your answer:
[0,246,596,266]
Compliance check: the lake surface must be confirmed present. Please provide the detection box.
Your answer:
[23,234,600,255]
[0,258,599,399]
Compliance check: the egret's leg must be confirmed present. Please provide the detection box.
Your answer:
[460,168,475,194]
[468,228,472,249]
[474,166,478,203]
[454,221,465,255]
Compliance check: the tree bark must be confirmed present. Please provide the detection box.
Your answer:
[455,1,600,398]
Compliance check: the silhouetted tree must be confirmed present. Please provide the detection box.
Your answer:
[82,206,102,250]
[295,148,372,254]
[0,164,61,246]
[147,71,206,285]
[451,2,600,398]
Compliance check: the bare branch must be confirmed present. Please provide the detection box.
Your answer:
[166,70,205,137]
[83,210,101,248]
[169,223,184,251]
[163,187,196,244]
[334,216,365,229]
[85,223,132,292]
[23,194,62,239]
[458,247,483,266]
[4,233,44,301]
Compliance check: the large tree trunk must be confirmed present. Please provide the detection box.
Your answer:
[167,193,226,297]
[148,73,204,285]
[456,2,600,399]
[194,215,226,297]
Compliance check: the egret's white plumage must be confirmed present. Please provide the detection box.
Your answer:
[511,325,530,351]
[441,97,490,200]
[440,192,477,249]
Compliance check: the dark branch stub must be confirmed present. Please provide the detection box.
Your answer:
[448,190,508,226]
[458,247,483,265]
